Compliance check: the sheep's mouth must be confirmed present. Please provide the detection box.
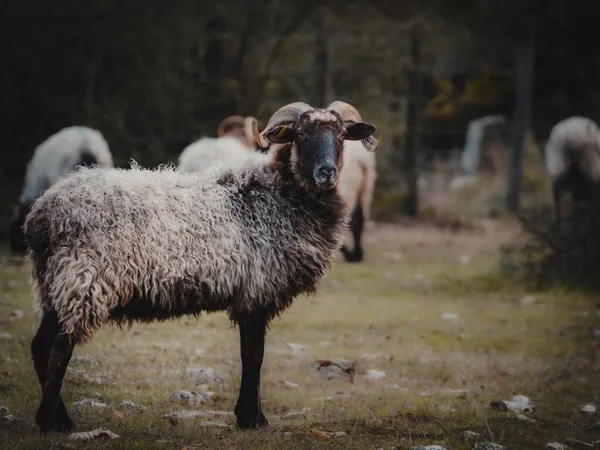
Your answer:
[315,178,338,191]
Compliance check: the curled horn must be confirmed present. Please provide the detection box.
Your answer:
[327,101,383,152]
[253,102,313,148]
[217,115,246,138]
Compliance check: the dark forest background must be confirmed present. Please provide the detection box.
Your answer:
[1,0,600,235]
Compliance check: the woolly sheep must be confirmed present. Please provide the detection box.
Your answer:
[337,140,377,262]
[545,116,600,218]
[9,126,113,254]
[24,100,381,434]
[178,116,263,173]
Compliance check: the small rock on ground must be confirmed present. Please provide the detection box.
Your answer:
[281,409,309,420]
[117,401,144,416]
[461,431,481,441]
[171,390,214,405]
[581,404,597,414]
[69,428,120,440]
[282,380,301,389]
[471,443,504,450]
[412,446,447,450]
[440,312,459,321]
[546,443,568,450]
[72,398,109,411]
[186,367,224,384]
[313,359,354,380]
[0,332,12,340]
[0,415,18,425]
[365,369,386,381]
[490,395,535,413]
[9,309,24,321]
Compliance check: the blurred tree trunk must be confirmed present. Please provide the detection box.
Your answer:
[506,31,534,212]
[315,9,332,107]
[404,24,421,217]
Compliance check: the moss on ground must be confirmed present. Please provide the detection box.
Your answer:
[0,222,598,449]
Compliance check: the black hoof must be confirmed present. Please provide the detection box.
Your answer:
[36,411,74,435]
[236,410,268,429]
[54,414,74,433]
[341,247,364,263]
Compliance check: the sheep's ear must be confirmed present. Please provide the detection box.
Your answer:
[265,124,295,144]
[345,122,376,141]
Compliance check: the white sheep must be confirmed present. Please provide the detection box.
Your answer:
[9,126,113,253]
[337,140,377,262]
[178,115,261,173]
[24,101,381,434]
[545,116,600,218]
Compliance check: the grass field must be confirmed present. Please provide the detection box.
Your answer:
[0,220,598,449]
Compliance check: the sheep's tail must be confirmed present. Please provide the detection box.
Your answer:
[355,161,376,222]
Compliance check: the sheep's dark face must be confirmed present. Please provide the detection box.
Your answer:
[265,109,375,191]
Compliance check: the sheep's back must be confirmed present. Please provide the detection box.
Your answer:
[21,126,113,204]
[545,117,600,181]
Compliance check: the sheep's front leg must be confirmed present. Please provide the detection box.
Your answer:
[235,314,268,429]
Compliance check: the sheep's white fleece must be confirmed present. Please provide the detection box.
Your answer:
[545,116,600,182]
[20,126,113,204]
[338,140,377,220]
[178,136,252,173]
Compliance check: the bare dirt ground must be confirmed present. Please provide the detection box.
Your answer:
[0,220,598,449]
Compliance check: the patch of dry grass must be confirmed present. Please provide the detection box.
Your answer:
[0,222,598,449]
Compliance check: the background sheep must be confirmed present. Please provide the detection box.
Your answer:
[338,140,377,262]
[545,116,600,219]
[178,115,261,173]
[9,126,113,254]
[24,100,380,434]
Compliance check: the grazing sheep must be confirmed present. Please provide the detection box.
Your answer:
[25,101,380,434]
[338,140,377,262]
[545,116,600,219]
[178,116,262,173]
[9,126,113,254]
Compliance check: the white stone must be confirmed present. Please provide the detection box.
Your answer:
[440,312,459,321]
[411,446,447,450]
[117,401,144,415]
[502,395,535,413]
[282,380,300,389]
[69,428,120,440]
[545,443,567,450]
[581,404,597,414]
[471,443,504,450]
[461,431,481,441]
[365,369,386,381]
[72,398,109,411]
[281,411,307,420]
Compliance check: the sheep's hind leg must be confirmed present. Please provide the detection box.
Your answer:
[235,314,268,429]
[31,311,74,433]
[341,205,365,263]
[35,327,74,435]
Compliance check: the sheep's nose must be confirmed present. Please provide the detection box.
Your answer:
[317,166,337,180]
